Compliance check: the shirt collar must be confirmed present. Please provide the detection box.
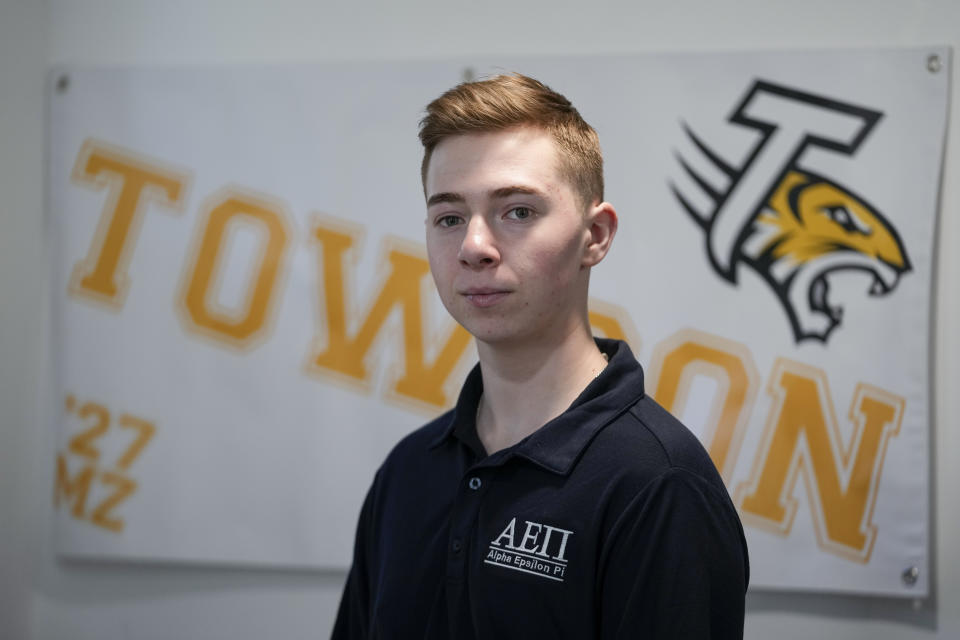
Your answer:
[427,338,646,475]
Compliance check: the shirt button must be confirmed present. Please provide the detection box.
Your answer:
[468,477,482,490]
[452,539,462,553]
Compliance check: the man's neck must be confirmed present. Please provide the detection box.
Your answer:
[474,327,609,455]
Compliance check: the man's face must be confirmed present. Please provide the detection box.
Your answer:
[424,127,594,347]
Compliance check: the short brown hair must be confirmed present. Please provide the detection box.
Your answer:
[418,73,604,207]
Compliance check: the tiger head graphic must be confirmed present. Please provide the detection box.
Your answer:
[740,169,910,341]
[671,80,910,343]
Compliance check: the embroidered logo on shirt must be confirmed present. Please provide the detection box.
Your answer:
[484,516,574,582]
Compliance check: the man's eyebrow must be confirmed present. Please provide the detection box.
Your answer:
[426,192,465,207]
[490,185,543,199]
[426,185,545,208]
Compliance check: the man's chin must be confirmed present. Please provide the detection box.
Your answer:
[464,322,549,351]
[459,321,520,346]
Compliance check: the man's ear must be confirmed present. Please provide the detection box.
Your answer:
[582,202,618,267]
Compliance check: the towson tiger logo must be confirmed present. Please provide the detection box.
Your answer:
[671,80,911,343]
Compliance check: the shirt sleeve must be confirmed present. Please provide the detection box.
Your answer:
[331,472,381,640]
[598,467,749,639]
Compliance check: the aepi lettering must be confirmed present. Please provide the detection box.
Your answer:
[485,517,575,582]
[491,517,574,562]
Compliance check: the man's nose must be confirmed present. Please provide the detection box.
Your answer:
[458,216,500,268]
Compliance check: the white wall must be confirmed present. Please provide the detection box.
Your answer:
[1,0,957,637]
[1,1,49,637]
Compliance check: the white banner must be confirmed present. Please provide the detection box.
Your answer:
[48,48,949,596]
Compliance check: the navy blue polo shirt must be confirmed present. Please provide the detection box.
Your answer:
[333,339,749,639]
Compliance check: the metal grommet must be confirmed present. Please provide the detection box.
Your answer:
[927,54,942,74]
[468,476,482,490]
[902,566,919,586]
[452,539,462,553]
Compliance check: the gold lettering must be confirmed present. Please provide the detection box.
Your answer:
[179,188,292,348]
[648,329,758,481]
[54,454,95,518]
[308,217,471,408]
[90,471,137,533]
[735,359,903,562]
[68,402,110,461]
[69,140,188,307]
[116,414,156,470]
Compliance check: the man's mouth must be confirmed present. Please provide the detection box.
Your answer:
[461,288,511,308]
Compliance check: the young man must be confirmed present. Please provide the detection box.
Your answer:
[333,74,749,639]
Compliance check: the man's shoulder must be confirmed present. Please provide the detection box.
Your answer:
[587,393,746,568]
[589,392,726,492]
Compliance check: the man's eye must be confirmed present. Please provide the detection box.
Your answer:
[505,207,532,221]
[436,215,462,228]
